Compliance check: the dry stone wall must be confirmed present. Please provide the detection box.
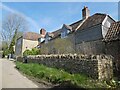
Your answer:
[17,54,113,80]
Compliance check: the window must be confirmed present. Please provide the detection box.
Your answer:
[106,21,111,27]
[61,25,71,38]
[67,30,70,34]
[49,37,51,40]
[61,31,66,38]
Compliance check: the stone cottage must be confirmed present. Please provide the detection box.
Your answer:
[39,6,115,54]
[15,32,44,56]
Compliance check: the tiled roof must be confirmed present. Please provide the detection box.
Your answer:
[103,21,120,42]
[64,24,72,31]
[51,29,62,38]
[51,13,107,39]
[23,32,41,41]
[45,32,54,38]
[51,20,83,39]
[70,20,83,30]
[77,13,106,30]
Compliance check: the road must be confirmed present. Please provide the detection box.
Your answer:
[0,58,40,88]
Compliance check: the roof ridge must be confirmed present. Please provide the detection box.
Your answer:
[25,31,39,34]
[94,13,106,15]
[70,19,83,26]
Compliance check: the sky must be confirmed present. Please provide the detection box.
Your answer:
[1,2,119,34]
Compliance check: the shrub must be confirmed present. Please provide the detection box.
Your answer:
[31,48,40,55]
[23,49,32,56]
[23,48,40,56]
[3,49,10,56]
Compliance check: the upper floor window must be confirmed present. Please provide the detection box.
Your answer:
[61,31,66,38]
[106,21,111,28]
[45,32,53,43]
[61,24,72,38]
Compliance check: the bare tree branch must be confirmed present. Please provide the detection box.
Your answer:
[2,13,28,46]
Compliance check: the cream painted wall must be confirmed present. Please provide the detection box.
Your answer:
[22,39,38,55]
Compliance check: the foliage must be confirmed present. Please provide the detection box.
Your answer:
[2,13,28,57]
[23,49,31,56]
[23,48,40,56]
[16,61,110,88]
[3,48,10,56]
[2,45,14,57]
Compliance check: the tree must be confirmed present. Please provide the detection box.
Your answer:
[2,13,28,55]
[2,14,28,46]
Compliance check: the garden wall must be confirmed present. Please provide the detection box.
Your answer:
[17,54,113,80]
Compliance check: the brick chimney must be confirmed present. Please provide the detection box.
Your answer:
[40,28,46,36]
[82,6,90,19]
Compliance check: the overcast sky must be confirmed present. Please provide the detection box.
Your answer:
[1,2,119,33]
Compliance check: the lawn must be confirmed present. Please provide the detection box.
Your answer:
[15,61,117,89]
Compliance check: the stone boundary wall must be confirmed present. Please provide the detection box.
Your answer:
[17,54,113,80]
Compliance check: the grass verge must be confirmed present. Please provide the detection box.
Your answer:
[15,61,115,89]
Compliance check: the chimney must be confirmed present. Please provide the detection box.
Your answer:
[40,28,46,36]
[82,6,90,19]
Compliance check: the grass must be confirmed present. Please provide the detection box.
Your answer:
[15,61,114,88]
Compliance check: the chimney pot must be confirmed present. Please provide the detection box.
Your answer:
[40,28,46,36]
[82,6,90,19]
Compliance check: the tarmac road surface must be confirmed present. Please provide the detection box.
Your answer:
[1,58,39,88]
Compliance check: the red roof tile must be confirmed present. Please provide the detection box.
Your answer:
[23,32,41,41]
[103,21,120,42]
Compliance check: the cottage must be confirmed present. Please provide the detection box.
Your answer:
[15,32,43,56]
[39,6,115,54]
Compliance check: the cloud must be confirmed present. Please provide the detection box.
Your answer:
[2,4,40,32]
